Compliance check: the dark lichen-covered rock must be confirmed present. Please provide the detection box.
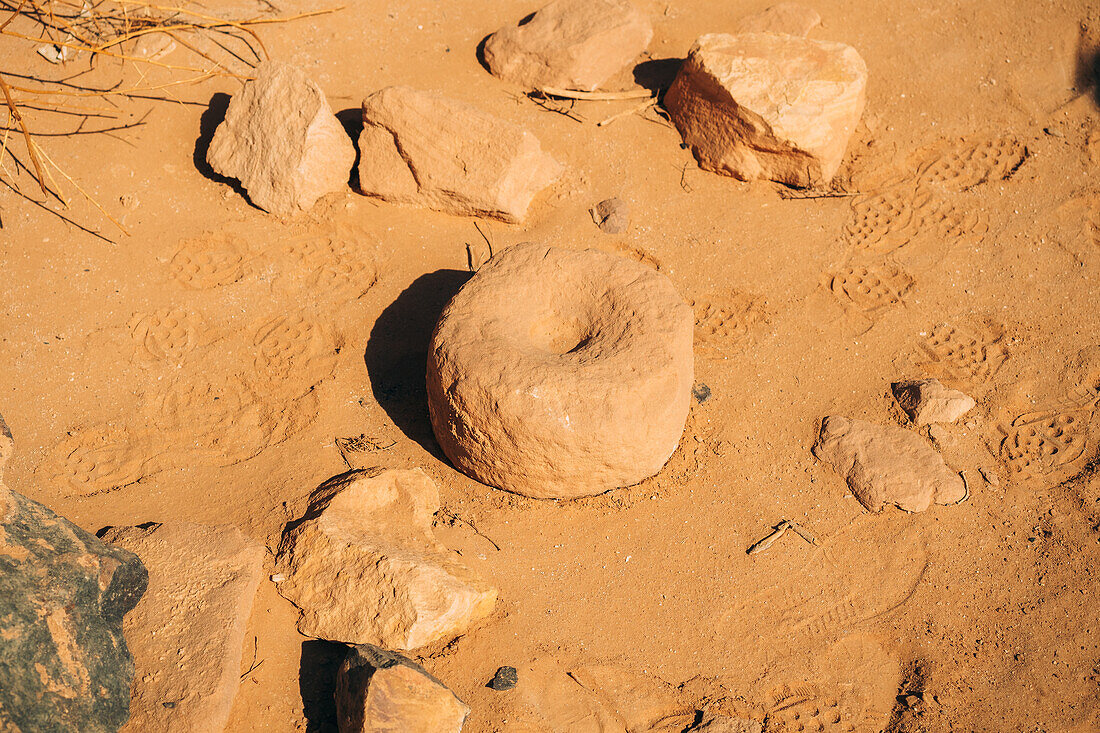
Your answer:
[0,416,148,733]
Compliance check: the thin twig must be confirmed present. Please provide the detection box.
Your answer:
[536,86,654,101]
[0,73,49,196]
[597,98,655,127]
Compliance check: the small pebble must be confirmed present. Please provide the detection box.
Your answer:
[487,665,518,691]
[692,382,712,403]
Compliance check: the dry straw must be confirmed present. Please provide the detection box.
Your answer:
[0,0,340,239]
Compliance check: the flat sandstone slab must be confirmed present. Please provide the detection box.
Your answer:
[666,32,867,187]
[102,522,265,733]
[357,86,563,222]
[813,416,965,512]
[483,0,653,92]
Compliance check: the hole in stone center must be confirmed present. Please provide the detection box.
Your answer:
[530,316,591,354]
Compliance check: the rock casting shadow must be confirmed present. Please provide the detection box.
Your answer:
[193,92,250,202]
[335,107,363,190]
[633,57,683,96]
[364,269,473,457]
[299,639,346,732]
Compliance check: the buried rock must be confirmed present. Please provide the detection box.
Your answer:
[357,86,563,222]
[336,644,469,733]
[482,0,653,92]
[274,468,497,650]
[735,2,821,37]
[892,378,976,426]
[665,32,867,187]
[813,416,966,512]
[0,419,148,733]
[591,197,630,234]
[427,243,694,499]
[99,522,265,733]
[206,60,355,217]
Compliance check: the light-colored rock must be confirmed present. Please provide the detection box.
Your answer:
[735,3,821,37]
[590,197,630,234]
[357,86,563,222]
[688,714,763,733]
[483,0,653,92]
[207,60,355,217]
[892,378,976,425]
[274,468,497,650]
[100,522,265,733]
[427,243,694,499]
[813,416,966,512]
[569,665,694,732]
[665,32,868,187]
[336,644,468,733]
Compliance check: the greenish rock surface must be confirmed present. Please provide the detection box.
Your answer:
[0,416,148,732]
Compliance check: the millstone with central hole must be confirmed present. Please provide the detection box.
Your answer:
[426,242,694,499]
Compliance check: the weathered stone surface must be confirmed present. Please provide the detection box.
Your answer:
[0,422,147,733]
[735,3,821,37]
[427,243,694,499]
[569,665,694,732]
[274,468,497,650]
[813,416,966,512]
[665,32,868,187]
[688,714,763,733]
[99,522,265,733]
[357,86,562,222]
[207,60,355,217]
[483,0,653,92]
[590,197,630,234]
[336,644,468,733]
[892,378,976,425]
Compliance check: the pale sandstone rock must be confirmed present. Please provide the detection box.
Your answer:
[590,197,630,234]
[274,468,497,650]
[207,60,355,217]
[336,644,469,733]
[813,416,965,512]
[483,0,653,92]
[427,243,694,499]
[101,522,265,733]
[735,3,821,37]
[688,715,763,733]
[357,86,563,222]
[892,378,976,425]
[665,32,868,187]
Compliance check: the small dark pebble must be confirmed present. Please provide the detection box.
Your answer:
[487,665,518,691]
[692,382,711,403]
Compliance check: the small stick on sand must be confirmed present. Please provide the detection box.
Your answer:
[954,472,971,505]
[787,521,820,546]
[747,521,790,555]
[597,98,656,127]
[535,86,654,101]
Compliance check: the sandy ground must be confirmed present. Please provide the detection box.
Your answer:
[2,0,1100,731]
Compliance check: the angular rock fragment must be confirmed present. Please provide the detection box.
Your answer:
[336,644,469,733]
[207,60,355,217]
[892,378,976,425]
[100,522,265,733]
[591,197,630,234]
[483,0,653,92]
[735,2,821,37]
[274,468,497,650]
[488,665,518,691]
[357,86,563,222]
[665,33,868,187]
[813,416,966,512]
[0,419,148,733]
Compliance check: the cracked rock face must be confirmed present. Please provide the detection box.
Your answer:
[274,468,497,651]
[357,86,563,222]
[207,60,355,217]
[892,378,976,425]
[101,522,265,733]
[0,418,148,733]
[813,416,966,513]
[483,0,653,92]
[427,242,694,499]
[665,32,867,187]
